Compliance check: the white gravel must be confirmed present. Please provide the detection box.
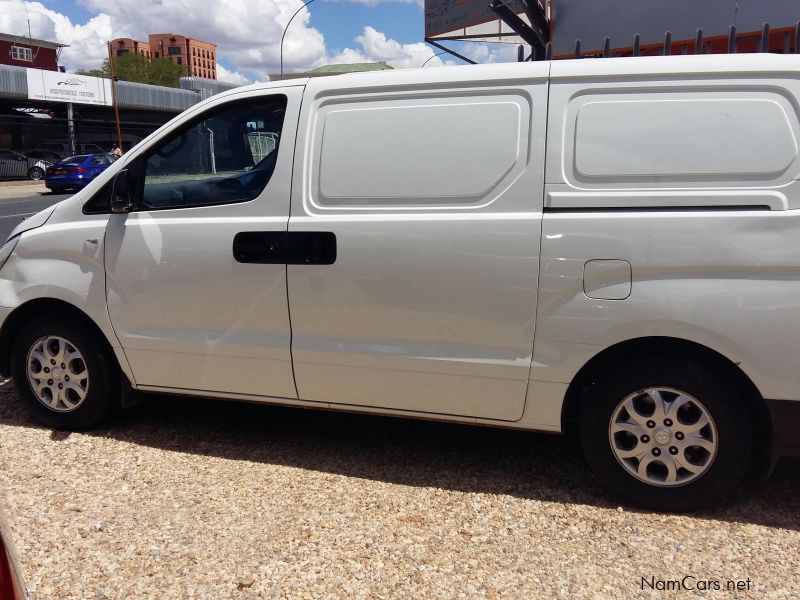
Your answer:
[1,378,798,599]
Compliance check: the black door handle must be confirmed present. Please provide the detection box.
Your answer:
[233,231,336,265]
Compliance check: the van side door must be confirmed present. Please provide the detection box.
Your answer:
[104,87,303,398]
[286,69,549,421]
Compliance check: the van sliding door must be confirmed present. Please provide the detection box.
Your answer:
[286,71,549,421]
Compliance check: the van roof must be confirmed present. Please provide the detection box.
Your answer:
[209,53,800,107]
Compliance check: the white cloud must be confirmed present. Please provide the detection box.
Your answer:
[457,42,520,64]
[216,63,252,85]
[331,26,446,69]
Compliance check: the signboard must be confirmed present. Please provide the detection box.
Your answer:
[425,0,529,43]
[551,0,800,56]
[26,69,112,106]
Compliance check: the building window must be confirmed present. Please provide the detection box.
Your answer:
[116,49,129,56]
[154,51,160,58]
[177,57,183,65]
[11,46,33,62]
[168,46,181,55]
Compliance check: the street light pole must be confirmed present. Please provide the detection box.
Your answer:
[421,51,447,68]
[106,41,123,152]
[280,0,317,80]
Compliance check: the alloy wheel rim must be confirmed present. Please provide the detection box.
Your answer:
[26,335,89,412]
[608,387,718,487]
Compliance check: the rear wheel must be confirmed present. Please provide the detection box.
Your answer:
[28,167,44,180]
[11,313,119,430]
[580,355,751,511]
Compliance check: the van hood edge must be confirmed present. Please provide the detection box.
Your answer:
[7,204,58,241]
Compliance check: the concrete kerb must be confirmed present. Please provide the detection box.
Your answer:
[0,179,45,188]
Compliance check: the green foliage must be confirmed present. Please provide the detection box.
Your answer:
[76,54,186,88]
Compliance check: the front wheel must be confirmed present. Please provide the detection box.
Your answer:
[580,355,752,511]
[28,167,44,180]
[11,313,119,430]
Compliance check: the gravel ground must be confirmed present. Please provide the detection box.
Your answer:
[1,378,798,599]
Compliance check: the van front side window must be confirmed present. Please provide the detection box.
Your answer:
[140,96,287,210]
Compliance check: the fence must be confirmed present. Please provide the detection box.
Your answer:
[0,111,170,179]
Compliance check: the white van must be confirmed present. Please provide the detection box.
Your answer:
[1,54,798,510]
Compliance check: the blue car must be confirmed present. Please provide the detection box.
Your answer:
[45,153,115,193]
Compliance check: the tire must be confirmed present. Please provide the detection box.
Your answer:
[11,312,120,430]
[28,167,44,180]
[579,354,751,511]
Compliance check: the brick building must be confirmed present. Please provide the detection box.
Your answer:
[112,38,152,59]
[0,32,67,72]
[111,34,217,79]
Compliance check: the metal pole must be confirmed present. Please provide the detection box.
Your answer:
[602,37,610,58]
[761,22,770,53]
[421,51,447,68]
[107,41,123,152]
[663,31,672,56]
[633,34,640,57]
[728,25,737,53]
[66,103,76,155]
[574,39,581,59]
[280,0,317,81]
[424,39,477,65]
[695,28,704,54]
[795,21,800,53]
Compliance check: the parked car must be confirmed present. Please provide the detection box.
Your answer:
[0,149,52,180]
[31,143,107,159]
[24,149,63,164]
[0,54,799,511]
[0,509,26,600]
[44,153,114,193]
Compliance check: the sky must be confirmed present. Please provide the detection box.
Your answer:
[0,0,519,83]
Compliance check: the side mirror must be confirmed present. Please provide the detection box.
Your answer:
[110,169,132,214]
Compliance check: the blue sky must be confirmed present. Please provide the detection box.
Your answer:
[1,0,513,82]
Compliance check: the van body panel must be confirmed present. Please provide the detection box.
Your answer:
[0,210,134,379]
[286,71,549,421]
[103,86,304,398]
[535,210,800,401]
[546,65,800,204]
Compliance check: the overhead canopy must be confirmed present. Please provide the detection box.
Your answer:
[425,0,533,44]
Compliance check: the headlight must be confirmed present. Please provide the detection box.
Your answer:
[0,237,20,271]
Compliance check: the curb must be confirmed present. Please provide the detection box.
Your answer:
[0,179,44,188]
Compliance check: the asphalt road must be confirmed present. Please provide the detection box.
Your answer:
[0,189,71,241]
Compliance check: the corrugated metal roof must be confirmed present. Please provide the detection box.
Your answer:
[0,64,27,100]
[0,64,207,111]
[179,76,240,100]
[115,80,199,111]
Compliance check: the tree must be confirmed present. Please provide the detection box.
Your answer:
[76,53,186,88]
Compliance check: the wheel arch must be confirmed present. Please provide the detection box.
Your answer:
[0,298,120,377]
[560,336,772,475]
